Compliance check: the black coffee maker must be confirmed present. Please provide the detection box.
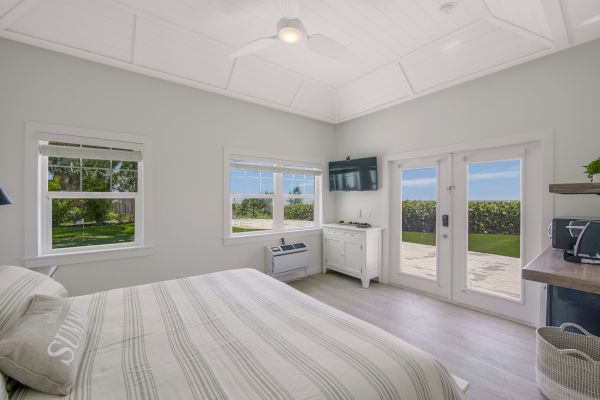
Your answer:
[550,218,600,264]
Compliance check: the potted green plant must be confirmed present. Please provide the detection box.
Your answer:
[585,159,600,183]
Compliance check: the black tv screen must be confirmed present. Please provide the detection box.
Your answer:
[329,157,378,191]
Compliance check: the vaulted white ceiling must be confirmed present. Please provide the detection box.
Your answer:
[1,0,599,123]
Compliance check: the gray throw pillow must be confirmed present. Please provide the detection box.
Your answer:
[0,265,68,340]
[0,295,87,395]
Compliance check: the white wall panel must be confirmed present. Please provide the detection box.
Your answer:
[338,63,413,120]
[136,17,234,89]
[8,0,134,61]
[228,56,303,106]
[401,20,549,93]
[292,81,336,120]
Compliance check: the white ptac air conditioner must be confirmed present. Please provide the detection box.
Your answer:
[264,243,309,279]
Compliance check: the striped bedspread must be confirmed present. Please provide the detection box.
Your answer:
[11,269,464,400]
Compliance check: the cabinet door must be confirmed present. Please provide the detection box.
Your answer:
[343,241,363,273]
[324,237,343,269]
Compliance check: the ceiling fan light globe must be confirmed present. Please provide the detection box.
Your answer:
[278,27,303,44]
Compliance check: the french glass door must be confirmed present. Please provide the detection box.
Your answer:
[390,156,452,299]
[452,144,542,323]
[390,143,542,324]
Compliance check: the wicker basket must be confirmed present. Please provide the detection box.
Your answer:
[536,323,600,400]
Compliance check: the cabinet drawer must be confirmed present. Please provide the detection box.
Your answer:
[344,231,363,240]
[323,228,343,237]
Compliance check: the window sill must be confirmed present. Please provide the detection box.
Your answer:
[224,227,322,246]
[24,245,153,268]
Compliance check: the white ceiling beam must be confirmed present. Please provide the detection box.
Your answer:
[225,58,238,90]
[288,80,305,108]
[397,62,416,95]
[487,16,555,48]
[0,0,41,30]
[539,0,571,50]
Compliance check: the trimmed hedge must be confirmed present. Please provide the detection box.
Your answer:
[402,200,520,235]
[284,204,314,221]
[468,201,520,235]
[232,199,313,221]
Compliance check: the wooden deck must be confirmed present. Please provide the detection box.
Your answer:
[401,242,522,299]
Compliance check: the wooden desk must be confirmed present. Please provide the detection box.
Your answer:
[522,247,600,294]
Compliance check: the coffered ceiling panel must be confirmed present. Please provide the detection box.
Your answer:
[561,0,600,45]
[1,0,600,123]
[136,17,234,89]
[228,56,303,107]
[338,63,413,121]
[8,0,134,62]
[484,0,552,38]
[291,81,336,120]
[0,0,21,17]
[401,18,550,93]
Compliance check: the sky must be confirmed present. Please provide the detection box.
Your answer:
[402,160,521,201]
[231,170,315,195]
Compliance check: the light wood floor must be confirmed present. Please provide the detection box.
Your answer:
[289,272,546,400]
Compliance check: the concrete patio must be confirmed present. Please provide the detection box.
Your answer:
[401,241,521,299]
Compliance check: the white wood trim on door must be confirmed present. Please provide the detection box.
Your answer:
[381,129,554,326]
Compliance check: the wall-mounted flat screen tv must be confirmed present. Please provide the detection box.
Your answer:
[329,157,378,191]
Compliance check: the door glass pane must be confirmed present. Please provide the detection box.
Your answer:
[467,159,521,299]
[401,167,437,279]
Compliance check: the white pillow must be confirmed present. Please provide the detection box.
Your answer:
[0,266,68,339]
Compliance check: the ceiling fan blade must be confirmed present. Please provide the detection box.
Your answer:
[230,37,278,58]
[307,34,353,61]
[276,0,300,19]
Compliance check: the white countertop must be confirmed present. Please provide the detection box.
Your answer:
[322,223,383,231]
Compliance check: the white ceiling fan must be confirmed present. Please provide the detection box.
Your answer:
[230,0,353,61]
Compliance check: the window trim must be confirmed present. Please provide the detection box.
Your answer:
[24,122,154,268]
[224,147,323,243]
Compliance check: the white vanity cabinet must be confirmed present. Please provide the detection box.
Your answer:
[322,224,383,288]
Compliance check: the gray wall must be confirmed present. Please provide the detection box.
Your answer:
[335,38,600,226]
[2,36,600,296]
[0,38,336,295]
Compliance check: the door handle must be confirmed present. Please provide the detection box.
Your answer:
[442,214,449,227]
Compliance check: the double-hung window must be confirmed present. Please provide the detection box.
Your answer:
[227,152,322,238]
[25,122,151,267]
[42,141,142,253]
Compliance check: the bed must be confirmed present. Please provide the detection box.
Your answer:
[9,268,465,400]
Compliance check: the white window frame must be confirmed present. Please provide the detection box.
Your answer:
[224,147,323,244]
[24,122,154,268]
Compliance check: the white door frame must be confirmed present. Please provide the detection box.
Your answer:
[389,155,452,298]
[380,130,554,326]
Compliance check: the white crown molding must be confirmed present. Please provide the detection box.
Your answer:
[0,0,592,125]
[337,46,554,124]
[0,29,338,124]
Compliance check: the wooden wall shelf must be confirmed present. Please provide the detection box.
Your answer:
[549,182,600,195]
